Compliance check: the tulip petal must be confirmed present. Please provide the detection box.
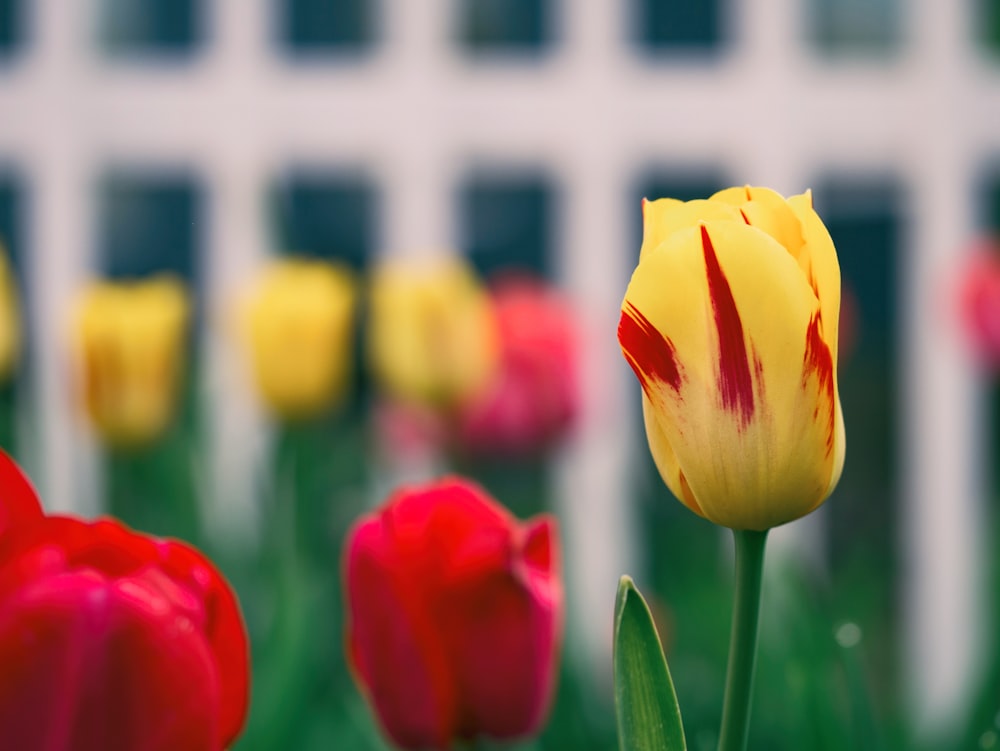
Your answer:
[0,569,219,751]
[345,515,457,750]
[640,198,742,261]
[447,515,561,741]
[787,190,842,360]
[244,259,357,419]
[621,220,841,529]
[708,185,755,206]
[157,539,250,747]
[721,187,807,265]
[368,258,500,407]
[0,450,43,538]
[74,278,189,447]
[446,572,557,741]
[640,395,703,516]
[823,397,847,503]
[0,515,250,748]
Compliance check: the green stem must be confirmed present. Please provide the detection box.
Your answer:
[276,426,301,565]
[717,528,768,751]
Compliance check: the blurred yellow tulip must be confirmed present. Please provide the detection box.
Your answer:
[0,245,20,384]
[619,186,845,531]
[368,256,499,409]
[74,277,190,448]
[243,258,357,420]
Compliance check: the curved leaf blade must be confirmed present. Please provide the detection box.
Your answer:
[613,576,687,751]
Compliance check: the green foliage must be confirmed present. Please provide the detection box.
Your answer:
[0,377,15,456]
[105,369,202,545]
[614,576,687,751]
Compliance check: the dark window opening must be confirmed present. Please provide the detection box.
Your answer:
[458,171,556,280]
[278,0,376,56]
[457,0,552,56]
[270,171,378,272]
[97,0,202,58]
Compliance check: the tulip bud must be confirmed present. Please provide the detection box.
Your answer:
[956,239,1000,370]
[344,477,562,750]
[0,246,20,384]
[242,258,357,420]
[619,186,846,531]
[456,277,579,458]
[368,256,500,409]
[73,277,190,448]
[0,450,250,751]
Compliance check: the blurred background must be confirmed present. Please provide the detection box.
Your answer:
[1,1,1000,749]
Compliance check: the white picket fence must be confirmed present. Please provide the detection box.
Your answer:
[1,0,997,737]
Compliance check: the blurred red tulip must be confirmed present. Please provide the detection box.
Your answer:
[0,451,43,537]
[957,240,1000,369]
[0,450,249,751]
[344,477,562,750]
[456,278,579,458]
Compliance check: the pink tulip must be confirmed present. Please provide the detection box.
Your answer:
[457,278,579,458]
[958,240,1000,369]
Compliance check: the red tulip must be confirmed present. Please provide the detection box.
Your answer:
[456,278,579,458]
[344,477,562,750]
[958,239,1000,370]
[0,451,43,537]
[0,450,250,751]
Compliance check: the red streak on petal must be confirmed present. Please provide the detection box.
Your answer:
[807,268,820,299]
[701,225,755,428]
[618,303,683,396]
[803,313,836,456]
[739,209,751,225]
[753,347,766,402]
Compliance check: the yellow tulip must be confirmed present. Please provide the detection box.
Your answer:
[0,245,20,384]
[243,258,357,420]
[368,256,499,409]
[619,186,845,531]
[74,277,189,448]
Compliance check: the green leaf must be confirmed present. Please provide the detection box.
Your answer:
[613,576,687,751]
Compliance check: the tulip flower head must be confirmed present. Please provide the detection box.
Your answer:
[243,258,357,420]
[74,277,190,448]
[619,186,845,531]
[456,276,580,458]
[368,256,500,410]
[0,450,250,751]
[957,239,1000,371]
[344,477,562,750]
[0,245,20,384]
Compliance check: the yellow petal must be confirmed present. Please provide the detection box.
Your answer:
[641,394,703,517]
[787,190,841,361]
[710,186,807,263]
[619,220,842,530]
[0,247,20,383]
[74,277,189,447]
[709,186,755,206]
[368,256,499,408]
[244,259,357,420]
[821,397,846,505]
[640,198,742,261]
